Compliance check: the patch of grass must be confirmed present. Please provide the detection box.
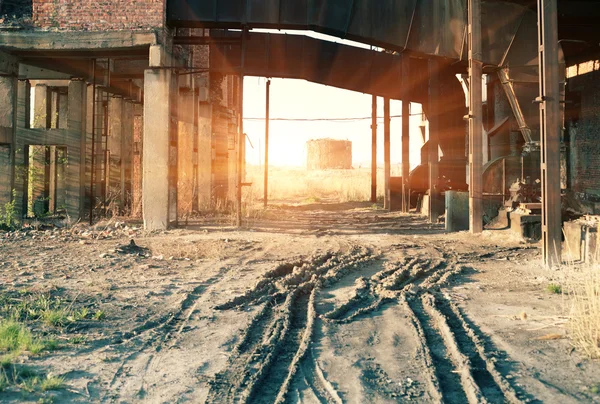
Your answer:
[547,283,562,294]
[0,320,58,356]
[68,336,87,345]
[42,310,68,327]
[590,383,599,395]
[0,354,14,368]
[40,375,64,391]
[0,320,34,353]
[20,375,41,392]
[0,372,8,392]
[93,310,106,321]
[38,397,55,404]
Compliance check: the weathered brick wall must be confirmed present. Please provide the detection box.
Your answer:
[566,68,600,207]
[32,0,165,30]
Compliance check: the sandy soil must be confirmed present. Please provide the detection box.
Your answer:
[0,201,599,403]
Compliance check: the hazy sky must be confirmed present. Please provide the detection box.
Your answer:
[243,78,427,169]
[241,30,428,169]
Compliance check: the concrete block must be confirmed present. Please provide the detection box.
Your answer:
[510,212,542,240]
[445,191,469,232]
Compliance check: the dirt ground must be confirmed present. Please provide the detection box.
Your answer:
[1,201,599,403]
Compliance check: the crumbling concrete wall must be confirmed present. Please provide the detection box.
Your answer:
[307,139,352,170]
[31,0,165,30]
[566,68,600,212]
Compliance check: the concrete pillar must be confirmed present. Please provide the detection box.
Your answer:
[428,60,441,223]
[132,104,143,217]
[143,66,174,230]
[14,80,30,219]
[58,92,68,130]
[178,86,195,217]
[384,97,391,210]
[67,80,87,220]
[33,84,49,129]
[108,96,123,210]
[0,75,17,207]
[197,100,212,211]
[121,101,134,211]
[468,0,484,234]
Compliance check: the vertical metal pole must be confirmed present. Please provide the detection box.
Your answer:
[538,0,562,267]
[371,95,377,203]
[428,59,441,223]
[237,30,246,227]
[89,59,96,225]
[401,55,410,213]
[264,79,270,208]
[384,97,391,210]
[468,0,483,233]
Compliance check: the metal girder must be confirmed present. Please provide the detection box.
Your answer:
[428,59,441,223]
[401,54,410,213]
[537,0,562,267]
[371,95,377,204]
[384,97,391,211]
[209,31,416,102]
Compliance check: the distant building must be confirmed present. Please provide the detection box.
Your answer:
[306,139,352,170]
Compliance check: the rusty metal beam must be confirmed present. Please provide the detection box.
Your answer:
[401,54,410,213]
[538,0,562,267]
[428,59,441,223]
[468,0,483,234]
[264,79,270,208]
[384,97,391,211]
[371,95,377,204]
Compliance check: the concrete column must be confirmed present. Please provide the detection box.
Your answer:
[33,84,49,129]
[178,86,195,217]
[132,104,143,217]
[468,0,483,233]
[14,80,30,219]
[371,95,377,203]
[143,67,174,230]
[0,75,17,207]
[384,97,391,210]
[428,59,441,223]
[108,96,123,210]
[121,101,134,210]
[537,0,562,267]
[67,80,87,220]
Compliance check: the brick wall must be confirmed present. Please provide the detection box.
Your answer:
[566,68,600,204]
[32,0,165,30]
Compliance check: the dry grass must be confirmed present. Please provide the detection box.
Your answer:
[565,263,600,358]
[244,165,399,204]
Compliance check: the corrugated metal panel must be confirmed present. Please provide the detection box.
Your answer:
[169,0,541,67]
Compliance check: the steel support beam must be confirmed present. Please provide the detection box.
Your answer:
[236,75,244,227]
[428,59,441,223]
[264,79,270,208]
[371,95,377,203]
[401,55,410,213]
[537,0,562,267]
[384,97,391,211]
[468,0,483,233]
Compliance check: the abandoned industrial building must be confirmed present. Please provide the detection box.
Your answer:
[0,0,600,402]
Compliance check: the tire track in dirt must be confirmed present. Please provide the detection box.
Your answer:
[207,246,377,403]
[320,247,525,404]
[101,266,233,402]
